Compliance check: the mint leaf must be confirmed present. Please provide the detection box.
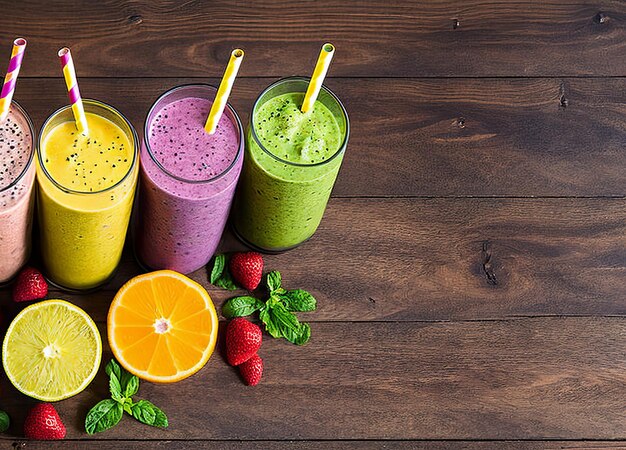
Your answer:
[280,289,317,312]
[105,359,122,384]
[123,398,134,415]
[215,269,238,290]
[210,254,239,290]
[267,302,303,343]
[131,400,168,428]
[294,322,312,345]
[109,373,122,401]
[266,271,282,293]
[123,373,139,398]
[210,254,226,284]
[223,296,264,318]
[85,399,123,434]
[259,306,281,338]
[0,411,10,432]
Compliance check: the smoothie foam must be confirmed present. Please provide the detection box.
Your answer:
[0,105,35,283]
[135,89,242,274]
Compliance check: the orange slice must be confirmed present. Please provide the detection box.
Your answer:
[107,270,218,383]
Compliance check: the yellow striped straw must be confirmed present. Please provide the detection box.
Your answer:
[0,38,27,122]
[204,49,245,134]
[301,43,335,113]
[58,47,89,135]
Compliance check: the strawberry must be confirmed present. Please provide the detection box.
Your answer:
[24,403,66,440]
[226,318,262,366]
[13,267,48,302]
[239,354,263,386]
[229,252,263,291]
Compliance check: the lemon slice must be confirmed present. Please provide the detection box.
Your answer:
[2,299,102,401]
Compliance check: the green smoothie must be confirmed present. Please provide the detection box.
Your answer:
[233,78,349,251]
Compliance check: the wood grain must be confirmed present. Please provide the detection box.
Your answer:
[0,319,623,440]
[11,77,626,197]
[9,198,625,322]
[3,1,626,77]
[10,440,626,449]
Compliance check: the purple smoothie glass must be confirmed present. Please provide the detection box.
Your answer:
[134,84,244,274]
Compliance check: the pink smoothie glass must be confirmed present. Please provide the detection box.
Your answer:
[134,84,244,274]
[0,101,35,284]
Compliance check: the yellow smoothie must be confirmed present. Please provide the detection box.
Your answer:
[37,107,137,290]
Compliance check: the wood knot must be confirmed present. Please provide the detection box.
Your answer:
[128,14,143,24]
[594,12,609,24]
[481,241,498,286]
[456,117,466,128]
[452,18,460,29]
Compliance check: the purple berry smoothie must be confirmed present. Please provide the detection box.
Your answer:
[0,103,35,283]
[134,84,243,274]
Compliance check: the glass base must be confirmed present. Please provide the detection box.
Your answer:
[132,243,153,275]
[230,222,310,254]
[0,275,17,289]
[43,267,119,294]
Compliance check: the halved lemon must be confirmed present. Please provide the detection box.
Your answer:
[2,299,102,401]
[107,270,218,383]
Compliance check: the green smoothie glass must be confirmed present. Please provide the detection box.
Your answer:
[232,77,349,252]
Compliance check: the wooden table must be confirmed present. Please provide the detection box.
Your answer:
[1,1,625,448]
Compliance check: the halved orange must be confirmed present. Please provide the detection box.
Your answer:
[107,270,218,383]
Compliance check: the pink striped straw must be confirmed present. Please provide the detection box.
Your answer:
[0,38,27,122]
[58,47,88,134]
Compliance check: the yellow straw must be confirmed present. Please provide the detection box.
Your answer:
[204,49,244,135]
[301,43,335,113]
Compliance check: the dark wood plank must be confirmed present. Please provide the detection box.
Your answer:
[11,77,626,197]
[10,440,626,449]
[2,1,626,77]
[1,319,623,440]
[9,198,626,322]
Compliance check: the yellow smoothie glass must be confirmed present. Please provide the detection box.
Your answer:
[36,100,138,291]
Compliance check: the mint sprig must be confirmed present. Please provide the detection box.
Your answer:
[223,271,316,345]
[209,254,239,290]
[0,410,10,433]
[85,359,168,434]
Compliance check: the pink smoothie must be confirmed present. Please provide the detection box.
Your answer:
[135,86,243,273]
[0,104,35,283]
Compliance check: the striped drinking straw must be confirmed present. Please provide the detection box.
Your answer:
[0,38,27,122]
[58,47,88,134]
[205,49,245,134]
[301,43,335,113]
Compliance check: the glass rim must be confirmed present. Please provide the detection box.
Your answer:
[37,98,139,196]
[143,83,244,185]
[0,100,36,195]
[250,76,350,168]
